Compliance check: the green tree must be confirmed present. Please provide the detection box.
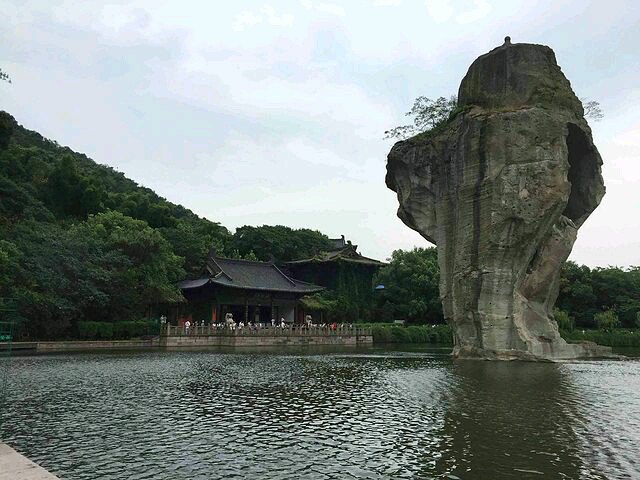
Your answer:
[229,225,332,262]
[43,155,104,219]
[557,262,598,328]
[595,310,620,332]
[553,308,574,332]
[580,98,604,121]
[73,211,185,307]
[384,96,458,140]
[160,218,230,275]
[374,247,442,324]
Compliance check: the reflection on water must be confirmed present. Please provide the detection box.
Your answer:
[434,362,584,478]
[1,347,638,479]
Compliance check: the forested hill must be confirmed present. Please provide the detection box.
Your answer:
[0,111,331,338]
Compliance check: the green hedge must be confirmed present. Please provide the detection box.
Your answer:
[371,324,452,344]
[369,325,640,347]
[77,321,159,340]
[561,329,640,347]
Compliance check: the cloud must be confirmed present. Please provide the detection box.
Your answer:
[456,0,492,24]
[424,0,453,23]
[373,0,402,5]
[315,3,346,16]
[232,5,293,31]
[233,11,263,31]
[301,1,346,17]
[3,0,640,265]
[612,123,640,148]
[262,5,295,26]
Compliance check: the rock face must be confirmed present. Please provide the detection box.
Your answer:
[386,39,611,360]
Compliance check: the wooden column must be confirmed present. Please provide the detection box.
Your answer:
[244,297,249,323]
[270,294,274,322]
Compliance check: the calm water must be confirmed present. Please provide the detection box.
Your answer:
[1,347,639,480]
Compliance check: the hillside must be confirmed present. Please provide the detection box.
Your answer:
[0,111,332,339]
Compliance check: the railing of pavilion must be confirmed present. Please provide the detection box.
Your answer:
[161,324,372,338]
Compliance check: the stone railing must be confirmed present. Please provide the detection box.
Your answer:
[161,324,371,338]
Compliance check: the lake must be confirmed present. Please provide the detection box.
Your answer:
[1,346,639,479]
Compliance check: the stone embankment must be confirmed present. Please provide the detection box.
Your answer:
[0,443,59,479]
[1,327,373,352]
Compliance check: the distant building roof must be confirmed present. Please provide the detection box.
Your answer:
[178,256,324,294]
[286,240,385,267]
[329,235,347,250]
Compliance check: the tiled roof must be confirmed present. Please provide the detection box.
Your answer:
[285,245,385,267]
[179,256,324,293]
[177,278,210,290]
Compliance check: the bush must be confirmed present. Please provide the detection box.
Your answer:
[77,320,157,340]
[371,324,453,344]
[97,322,113,339]
[595,310,620,332]
[78,321,100,339]
[554,309,574,332]
[561,328,640,347]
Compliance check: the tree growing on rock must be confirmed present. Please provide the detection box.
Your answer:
[384,96,457,140]
[385,95,603,140]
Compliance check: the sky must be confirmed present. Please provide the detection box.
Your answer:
[0,0,639,266]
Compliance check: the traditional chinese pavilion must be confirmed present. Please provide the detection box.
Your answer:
[174,255,324,326]
[284,236,384,291]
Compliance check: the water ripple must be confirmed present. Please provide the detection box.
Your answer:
[1,348,639,479]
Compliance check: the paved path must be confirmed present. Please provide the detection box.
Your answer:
[0,443,60,479]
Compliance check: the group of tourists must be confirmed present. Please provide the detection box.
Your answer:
[177,313,353,335]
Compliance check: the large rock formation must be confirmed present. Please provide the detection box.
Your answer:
[386,38,611,360]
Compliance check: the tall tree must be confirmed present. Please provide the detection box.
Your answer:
[374,247,443,324]
[230,225,332,262]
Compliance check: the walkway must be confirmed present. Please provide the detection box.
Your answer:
[0,443,59,479]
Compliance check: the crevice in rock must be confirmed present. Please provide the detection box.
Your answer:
[526,247,540,274]
[562,123,599,222]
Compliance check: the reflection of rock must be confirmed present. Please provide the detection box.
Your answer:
[386,39,611,360]
[430,362,584,478]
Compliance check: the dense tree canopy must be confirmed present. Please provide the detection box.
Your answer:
[229,225,332,263]
[374,247,443,324]
[557,261,640,328]
[0,112,225,338]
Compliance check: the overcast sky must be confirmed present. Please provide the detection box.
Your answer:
[1,0,638,266]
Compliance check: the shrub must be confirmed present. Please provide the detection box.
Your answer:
[371,324,453,344]
[77,320,157,340]
[97,322,113,339]
[595,310,620,332]
[554,309,574,332]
